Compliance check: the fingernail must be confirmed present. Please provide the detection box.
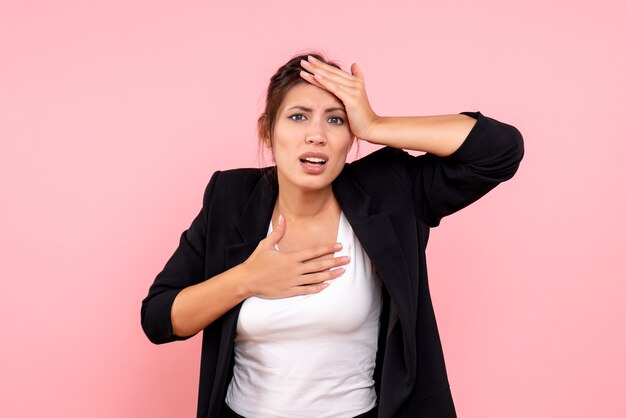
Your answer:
[337,268,346,274]
[300,59,311,67]
[342,256,351,262]
[308,55,318,62]
[334,243,343,250]
[300,70,312,78]
[278,214,284,226]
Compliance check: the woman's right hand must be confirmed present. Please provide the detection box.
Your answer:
[240,215,350,299]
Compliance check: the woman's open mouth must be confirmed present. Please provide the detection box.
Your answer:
[299,152,329,174]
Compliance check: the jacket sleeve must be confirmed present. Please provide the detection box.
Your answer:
[400,112,524,226]
[140,171,220,344]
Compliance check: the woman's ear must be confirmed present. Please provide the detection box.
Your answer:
[257,114,271,148]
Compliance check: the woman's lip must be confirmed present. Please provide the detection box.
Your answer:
[299,159,327,175]
[299,151,329,162]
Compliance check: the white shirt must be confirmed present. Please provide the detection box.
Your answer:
[225,212,382,418]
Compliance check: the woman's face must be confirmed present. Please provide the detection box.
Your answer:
[268,83,354,193]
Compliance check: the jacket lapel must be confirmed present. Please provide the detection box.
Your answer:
[219,170,278,354]
[333,168,416,327]
[234,170,279,246]
[225,169,279,267]
[333,167,418,416]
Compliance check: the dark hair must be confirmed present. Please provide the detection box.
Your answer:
[258,52,341,146]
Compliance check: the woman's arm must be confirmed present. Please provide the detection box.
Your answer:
[361,114,476,156]
[169,264,249,338]
[299,56,476,154]
[142,186,349,342]
[170,215,348,338]
[300,56,523,226]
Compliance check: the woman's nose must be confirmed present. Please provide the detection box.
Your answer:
[305,123,327,145]
[305,134,326,145]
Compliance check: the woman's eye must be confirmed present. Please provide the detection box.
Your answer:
[289,114,306,121]
[327,116,344,125]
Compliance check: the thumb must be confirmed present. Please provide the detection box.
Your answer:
[351,62,365,80]
[265,214,286,247]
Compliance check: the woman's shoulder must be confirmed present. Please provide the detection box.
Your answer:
[207,167,275,188]
[201,167,276,204]
[344,146,417,185]
[351,146,410,164]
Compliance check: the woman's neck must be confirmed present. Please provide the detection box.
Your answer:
[274,184,339,222]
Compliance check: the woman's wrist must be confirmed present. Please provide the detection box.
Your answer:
[231,263,254,300]
[357,115,389,145]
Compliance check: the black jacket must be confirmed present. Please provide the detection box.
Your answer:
[141,112,524,418]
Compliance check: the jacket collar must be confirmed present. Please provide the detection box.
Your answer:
[235,168,278,244]
[234,165,373,238]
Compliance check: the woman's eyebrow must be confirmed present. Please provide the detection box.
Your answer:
[285,105,313,112]
[325,107,347,113]
[285,105,346,113]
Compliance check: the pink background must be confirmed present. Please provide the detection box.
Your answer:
[1,0,624,417]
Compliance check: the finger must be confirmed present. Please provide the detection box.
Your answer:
[297,242,343,262]
[300,59,355,88]
[313,75,341,95]
[296,268,346,286]
[309,67,355,89]
[350,62,365,80]
[299,70,327,90]
[302,72,356,103]
[265,214,286,247]
[299,70,340,97]
[289,281,330,297]
[299,255,350,275]
[307,55,355,81]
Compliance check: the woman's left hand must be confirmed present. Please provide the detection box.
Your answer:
[300,56,379,140]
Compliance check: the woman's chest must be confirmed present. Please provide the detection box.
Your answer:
[236,212,382,340]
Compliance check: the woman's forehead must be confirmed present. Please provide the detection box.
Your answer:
[280,83,344,111]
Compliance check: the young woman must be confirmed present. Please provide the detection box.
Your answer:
[141,53,524,418]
